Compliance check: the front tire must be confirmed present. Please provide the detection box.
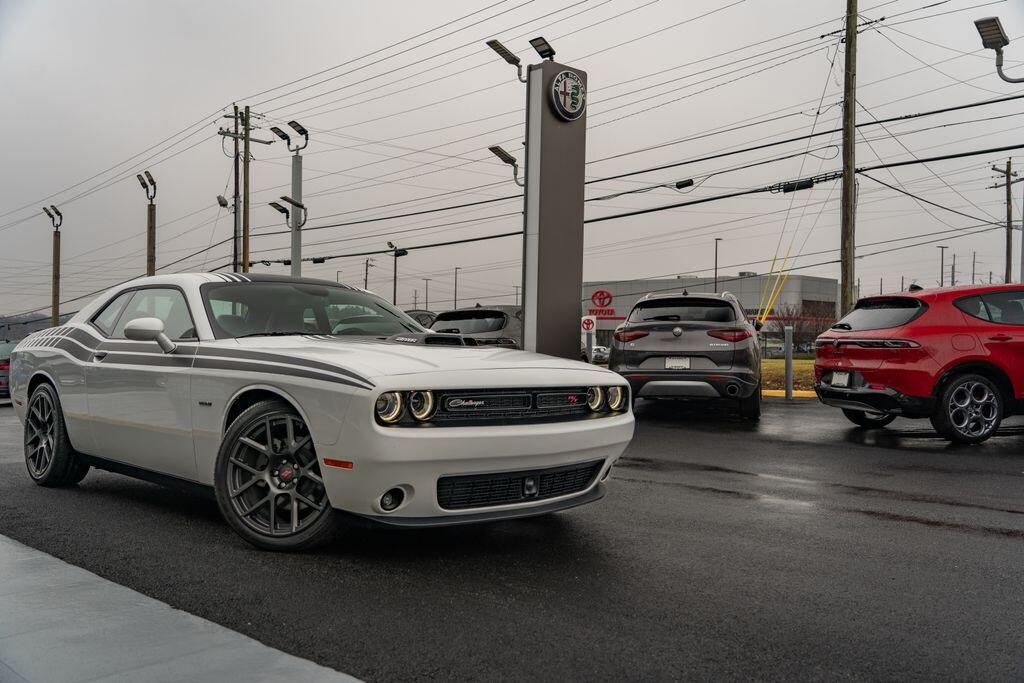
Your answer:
[24,383,89,486]
[214,400,342,551]
[842,409,896,428]
[930,373,1003,444]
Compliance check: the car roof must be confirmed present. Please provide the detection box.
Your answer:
[636,291,738,304]
[857,283,1023,305]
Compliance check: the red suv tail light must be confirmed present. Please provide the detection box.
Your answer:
[707,328,751,342]
[614,329,649,343]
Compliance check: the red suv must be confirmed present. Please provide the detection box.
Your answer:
[815,284,1024,444]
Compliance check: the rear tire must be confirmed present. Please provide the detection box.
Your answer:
[214,399,344,551]
[24,383,90,487]
[738,383,761,420]
[842,409,896,429]
[930,373,1002,444]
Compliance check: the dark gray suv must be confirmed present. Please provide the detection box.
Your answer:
[608,291,761,418]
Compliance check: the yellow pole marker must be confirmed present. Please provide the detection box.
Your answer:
[763,273,790,325]
[757,253,779,320]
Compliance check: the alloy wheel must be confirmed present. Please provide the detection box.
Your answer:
[225,413,330,537]
[25,390,57,478]
[947,380,999,439]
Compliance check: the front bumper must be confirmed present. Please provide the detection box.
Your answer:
[316,411,634,523]
[815,383,934,416]
[617,370,759,400]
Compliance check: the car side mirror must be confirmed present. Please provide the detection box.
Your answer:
[124,317,176,354]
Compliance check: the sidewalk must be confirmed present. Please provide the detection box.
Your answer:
[0,534,357,682]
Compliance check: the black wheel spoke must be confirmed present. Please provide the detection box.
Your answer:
[25,391,58,478]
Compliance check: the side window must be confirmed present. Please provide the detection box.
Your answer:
[112,289,197,340]
[954,296,990,322]
[980,291,1024,326]
[91,291,135,336]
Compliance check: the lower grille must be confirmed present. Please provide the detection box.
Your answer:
[436,460,603,510]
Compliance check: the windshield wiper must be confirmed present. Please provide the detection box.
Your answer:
[830,322,852,330]
[235,331,309,338]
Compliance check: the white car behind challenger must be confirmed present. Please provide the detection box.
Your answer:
[11,274,634,550]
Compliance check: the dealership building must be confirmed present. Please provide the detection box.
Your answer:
[582,273,846,345]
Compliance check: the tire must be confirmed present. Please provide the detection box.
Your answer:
[24,383,90,487]
[738,383,761,420]
[842,409,897,428]
[930,373,1003,444]
[214,400,343,551]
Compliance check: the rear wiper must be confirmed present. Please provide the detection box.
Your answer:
[235,331,309,338]
[643,315,681,321]
[830,322,852,330]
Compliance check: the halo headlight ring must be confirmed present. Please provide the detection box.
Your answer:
[607,385,626,411]
[375,392,404,424]
[586,386,604,411]
[409,390,436,421]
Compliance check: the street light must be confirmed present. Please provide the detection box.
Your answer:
[387,241,408,304]
[937,245,948,287]
[217,195,230,208]
[528,36,556,60]
[974,17,1024,83]
[486,38,526,82]
[488,145,524,187]
[714,238,723,293]
[279,195,307,227]
[136,171,157,275]
[42,205,62,327]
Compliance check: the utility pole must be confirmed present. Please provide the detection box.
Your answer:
[840,0,858,314]
[232,105,241,271]
[714,237,722,292]
[900,275,905,291]
[42,206,62,327]
[242,105,251,273]
[422,278,432,310]
[972,251,977,284]
[388,242,408,305]
[454,267,461,309]
[879,278,882,295]
[990,271,993,284]
[951,253,956,287]
[990,159,1016,283]
[414,290,418,308]
[364,258,375,289]
[938,245,948,286]
[136,172,157,276]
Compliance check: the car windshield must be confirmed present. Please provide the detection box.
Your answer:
[432,310,507,334]
[628,298,735,323]
[202,282,420,339]
[833,297,925,331]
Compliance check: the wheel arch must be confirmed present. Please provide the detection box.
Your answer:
[933,361,1015,408]
[27,370,60,399]
[222,384,312,435]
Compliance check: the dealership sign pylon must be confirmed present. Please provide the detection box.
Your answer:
[521,60,587,359]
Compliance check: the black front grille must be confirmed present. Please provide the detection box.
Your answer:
[436,460,603,510]
[431,387,592,425]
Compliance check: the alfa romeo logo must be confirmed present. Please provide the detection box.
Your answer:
[551,70,586,121]
[591,290,612,307]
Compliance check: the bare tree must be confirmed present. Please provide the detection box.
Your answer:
[765,302,836,348]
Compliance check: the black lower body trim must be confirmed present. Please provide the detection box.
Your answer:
[79,454,215,500]
[350,483,606,528]
[815,384,934,417]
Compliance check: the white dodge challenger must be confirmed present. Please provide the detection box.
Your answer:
[12,274,634,550]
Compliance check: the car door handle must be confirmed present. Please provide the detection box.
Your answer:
[92,350,109,361]
[988,334,1012,342]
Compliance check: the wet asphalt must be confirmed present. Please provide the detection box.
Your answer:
[0,399,1022,681]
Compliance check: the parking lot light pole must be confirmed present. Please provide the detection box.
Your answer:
[937,245,948,286]
[454,267,461,308]
[42,206,62,326]
[388,242,408,305]
[136,172,157,276]
[270,121,309,278]
[714,238,722,292]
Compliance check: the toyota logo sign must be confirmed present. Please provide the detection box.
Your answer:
[591,290,613,307]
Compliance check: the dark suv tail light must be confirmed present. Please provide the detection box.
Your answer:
[707,329,751,342]
[614,329,649,343]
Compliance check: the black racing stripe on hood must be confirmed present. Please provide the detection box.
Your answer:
[192,357,370,390]
[199,347,374,387]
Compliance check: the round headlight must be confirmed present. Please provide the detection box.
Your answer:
[586,386,604,411]
[375,392,403,423]
[409,390,435,421]
[607,386,625,411]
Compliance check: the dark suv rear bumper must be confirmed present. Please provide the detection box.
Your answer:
[618,370,759,400]
[815,383,933,417]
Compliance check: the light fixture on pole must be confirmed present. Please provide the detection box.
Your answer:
[42,205,62,327]
[528,36,556,60]
[486,39,527,82]
[136,171,157,276]
[488,145,524,187]
[974,17,1024,83]
[387,242,408,305]
[269,196,307,277]
[216,195,230,208]
[271,121,309,278]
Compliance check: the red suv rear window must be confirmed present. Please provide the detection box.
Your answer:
[832,297,926,331]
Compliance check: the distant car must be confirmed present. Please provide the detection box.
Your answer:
[609,291,762,418]
[0,341,14,398]
[582,345,609,363]
[404,309,436,328]
[431,305,522,348]
[815,284,1024,444]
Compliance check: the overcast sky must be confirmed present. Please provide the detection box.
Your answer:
[1,0,1023,317]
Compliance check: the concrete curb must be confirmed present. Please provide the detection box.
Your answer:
[762,389,817,398]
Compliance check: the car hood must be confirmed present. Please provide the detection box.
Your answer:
[224,336,617,382]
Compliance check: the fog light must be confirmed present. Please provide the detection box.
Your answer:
[380,488,404,511]
[586,386,604,411]
[375,392,403,423]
